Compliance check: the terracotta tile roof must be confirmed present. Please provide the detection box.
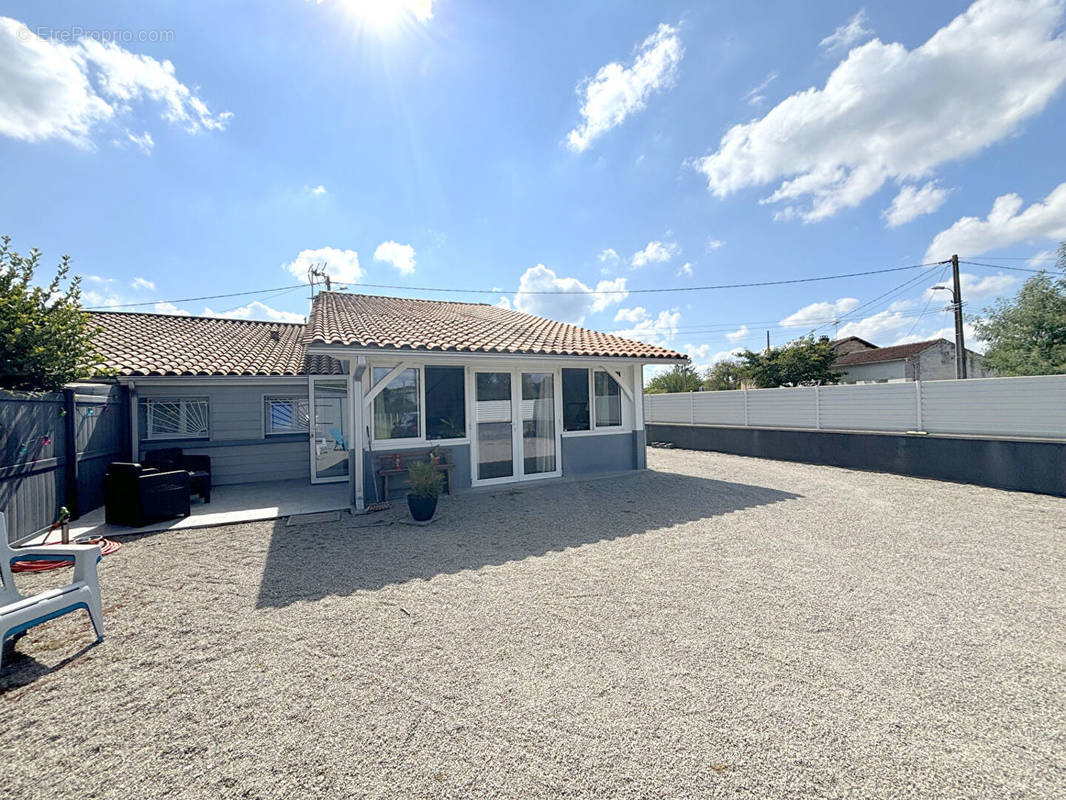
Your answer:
[89,312,344,377]
[305,292,686,360]
[832,339,946,368]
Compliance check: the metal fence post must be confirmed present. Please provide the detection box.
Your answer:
[743,389,749,427]
[689,392,695,425]
[915,380,923,431]
[814,385,821,430]
[63,387,79,519]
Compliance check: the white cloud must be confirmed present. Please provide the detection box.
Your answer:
[630,240,677,268]
[612,306,681,346]
[743,71,777,107]
[780,297,860,328]
[131,277,155,291]
[684,344,744,372]
[836,309,917,341]
[922,271,1017,302]
[819,10,874,53]
[726,324,750,343]
[309,184,327,196]
[153,301,190,316]
[566,22,683,152]
[1028,249,1056,266]
[0,17,231,147]
[373,241,416,275]
[704,238,725,252]
[84,275,115,284]
[203,300,304,324]
[883,181,949,227]
[284,246,363,285]
[598,248,619,264]
[677,262,694,277]
[510,265,627,324]
[693,0,1066,223]
[925,183,1066,260]
[127,130,154,154]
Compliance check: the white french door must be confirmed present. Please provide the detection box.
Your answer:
[309,376,350,484]
[472,368,562,486]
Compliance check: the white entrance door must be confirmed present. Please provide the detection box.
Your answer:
[309,376,349,484]
[473,368,561,485]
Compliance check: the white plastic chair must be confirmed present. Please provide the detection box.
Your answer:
[0,513,104,671]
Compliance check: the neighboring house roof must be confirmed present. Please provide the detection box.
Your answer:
[832,339,947,368]
[830,335,878,351]
[305,291,686,360]
[90,312,344,377]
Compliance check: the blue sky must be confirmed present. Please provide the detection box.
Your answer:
[2,0,1065,372]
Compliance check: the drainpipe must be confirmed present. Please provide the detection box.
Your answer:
[128,381,139,463]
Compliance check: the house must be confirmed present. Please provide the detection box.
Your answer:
[89,292,685,510]
[830,337,992,384]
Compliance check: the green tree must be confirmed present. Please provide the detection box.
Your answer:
[737,335,841,388]
[703,359,743,391]
[972,254,1066,375]
[0,235,107,391]
[645,362,703,394]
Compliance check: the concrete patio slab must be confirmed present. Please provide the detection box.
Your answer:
[32,479,351,542]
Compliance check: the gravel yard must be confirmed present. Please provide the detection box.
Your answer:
[2,448,1064,799]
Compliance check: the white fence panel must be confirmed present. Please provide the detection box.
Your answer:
[746,387,817,428]
[818,382,918,432]
[643,374,1066,440]
[691,391,747,426]
[921,374,1066,439]
[644,392,692,424]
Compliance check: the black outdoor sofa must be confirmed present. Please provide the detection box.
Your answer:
[103,448,212,527]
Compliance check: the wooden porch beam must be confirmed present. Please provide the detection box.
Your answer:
[363,362,414,408]
[595,364,634,402]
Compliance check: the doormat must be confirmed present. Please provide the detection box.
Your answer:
[287,510,342,526]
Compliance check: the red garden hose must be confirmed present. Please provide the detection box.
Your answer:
[11,538,122,573]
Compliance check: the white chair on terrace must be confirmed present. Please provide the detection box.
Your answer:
[0,513,104,671]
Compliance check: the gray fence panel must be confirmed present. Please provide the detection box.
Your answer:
[818,382,918,432]
[921,375,1066,439]
[0,383,127,542]
[746,387,818,429]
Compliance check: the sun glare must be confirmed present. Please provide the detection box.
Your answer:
[339,0,433,33]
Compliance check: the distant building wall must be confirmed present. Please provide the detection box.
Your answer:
[914,342,992,381]
[837,360,908,384]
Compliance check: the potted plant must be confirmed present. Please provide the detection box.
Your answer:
[407,460,444,522]
[428,444,442,464]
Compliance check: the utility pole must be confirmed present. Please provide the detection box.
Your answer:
[950,254,967,379]
[765,330,771,353]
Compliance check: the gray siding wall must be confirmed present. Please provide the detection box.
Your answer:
[561,432,637,475]
[364,444,472,501]
[138,381,310,486]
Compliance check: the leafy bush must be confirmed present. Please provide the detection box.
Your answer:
[0,235,108,391]
[407,460,444,499]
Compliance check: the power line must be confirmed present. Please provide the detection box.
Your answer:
[85,283,308,311]
[960,260,1054,274]
[84,260,947,311]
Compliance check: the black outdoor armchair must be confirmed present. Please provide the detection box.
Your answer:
[104,463,191,527]
[143,447,212,503]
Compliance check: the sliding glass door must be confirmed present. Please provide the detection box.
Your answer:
[521,372,556,475]
[309,377,349,484]
[473,368,561,484]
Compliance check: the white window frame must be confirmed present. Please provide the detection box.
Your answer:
[263,394,310,437]
[592,369,623,430]
[144,397,210,441]
[369,363,471,450]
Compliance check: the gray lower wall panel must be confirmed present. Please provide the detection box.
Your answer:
[142,439,310,486]
[364,444,472,501]
[647,423,1066,497]
[561,432,637,476]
